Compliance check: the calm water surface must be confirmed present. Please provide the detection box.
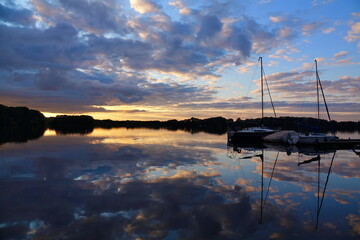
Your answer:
[0,129,359,240]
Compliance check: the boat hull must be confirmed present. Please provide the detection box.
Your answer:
[263,130,300,145]
[297,134,337,144]
[228,130,278,142]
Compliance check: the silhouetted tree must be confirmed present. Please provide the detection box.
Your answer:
[47,115,95,134]
[0,104,46,144]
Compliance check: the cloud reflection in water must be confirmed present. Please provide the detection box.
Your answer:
[0,129,359,239]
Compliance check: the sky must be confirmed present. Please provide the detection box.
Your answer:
[0,0,359,121]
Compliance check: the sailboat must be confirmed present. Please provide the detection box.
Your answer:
[228,57,278,142]
[297,59,337,144]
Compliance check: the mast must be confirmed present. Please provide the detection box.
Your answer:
[259,149,264,224]
[315,151,336,230]
[259,57,264,125]
[315,59,320,125]
[315,59,332,122]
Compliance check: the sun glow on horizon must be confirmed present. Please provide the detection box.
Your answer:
[3,0,358,122]
[42,112,67,118]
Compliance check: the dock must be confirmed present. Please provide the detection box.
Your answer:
[316,139,360,150]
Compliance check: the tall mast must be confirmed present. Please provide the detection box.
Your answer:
[315,59,332,124]
[315,59,320,124]
[259,57,264,124]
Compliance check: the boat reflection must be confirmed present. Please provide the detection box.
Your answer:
[353,146,360,158]
[263,142,336,157]
[0,129,359,239]
[227,142,273,225]
[227,140,340,231]
[296,151,336,230]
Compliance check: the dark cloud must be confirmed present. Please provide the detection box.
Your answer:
[141,81,215,105]
[87,34,154,70]
[123,109,147,113]
[34,68,70,91]
[226,26,252,57]
[44,22,78,41]
[32,0,128,35]
[0,67,215,113]
[0,15,215,112]
[1,1,270,76]
[0,0,354,118]
[0,23,83,69]
[0,3,34,26]
[197,15,223,40]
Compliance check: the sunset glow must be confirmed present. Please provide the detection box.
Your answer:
[1,0,359,121]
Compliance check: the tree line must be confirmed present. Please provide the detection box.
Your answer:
[0,104,46,144]
[94,116,228,134]
[0,104,359,144]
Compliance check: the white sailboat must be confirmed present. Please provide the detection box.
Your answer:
[297,59,337,144]
[228,57,278,142]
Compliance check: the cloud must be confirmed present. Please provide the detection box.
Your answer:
[0,0,357,120]
[269,16,286,23]
[352,12,360,19]
[32,0,128,35]
[345,21,360,46]
[1,25,79,70]
[0,3,35,26]
[258,0,272,4]
[0,1,284,77]
[245,19,277,54]
[269,14,328,40]
[197,15,223,40]
[333,51,348,58]
[0,65,216,113]
[302,22,324,35]
[130,0,162,14]
[312,0,335,6]
[174,69,360,119]
[322,27,335,34]
[266,71,360,100]
[279,27,294,37]
[35,67,71,91]
[169,0,193,15]
[324,76,360,95]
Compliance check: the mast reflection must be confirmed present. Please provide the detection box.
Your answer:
[297,151,336,230]
[227,140,339,230]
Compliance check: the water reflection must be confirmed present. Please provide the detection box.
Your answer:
[228,141,360,238]
[0,129,359,239]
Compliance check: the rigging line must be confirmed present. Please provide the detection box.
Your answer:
[316,67,332,122]
[259,149,264,224]
[239,59,257,119]
[259,57,264,122]
[300,61,316,117]
[315,151,336,230]
[263,151,280,208]
[236,157,248,183]
[297,153,316,224]
[316,154,321,225]
[231,147,248,183]
[315,59,335,135]
[262,67,277,117]
[317,61,320,126]
[227,146,248,182]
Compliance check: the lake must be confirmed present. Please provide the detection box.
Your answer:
[0,128,359,240]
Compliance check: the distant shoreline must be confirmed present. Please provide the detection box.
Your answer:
[1,104,359,144]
